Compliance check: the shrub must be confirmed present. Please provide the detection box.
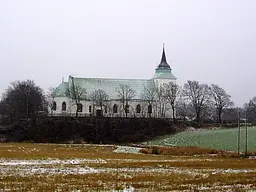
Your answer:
[152,147,160,155]
[1,117,178,144]
[139,146,227,156]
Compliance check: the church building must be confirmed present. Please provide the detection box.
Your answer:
[51,46,177,117]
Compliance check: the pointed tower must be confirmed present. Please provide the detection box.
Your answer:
[153,44,177,86]
[156,44,171,70]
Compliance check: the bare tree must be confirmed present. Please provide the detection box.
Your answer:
[116,84,136,118]
[46,87,59,116]
[176,98,194,121]
[89,89,109,115]
[154,86,168,118]
[244,97,256,123]
[141,81,168,118]
[142,81,175,118]
[141,82,157,117]
[141,84,156,105]
[210,84,234,124]
[67,77,87,117]
[223,107,244,123]
[183,80,211,123]
[164,82,180,121]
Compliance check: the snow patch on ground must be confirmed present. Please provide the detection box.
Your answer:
[113,146,142,154]
[211,169,255,174]
[1,158,255,178]
[0,158,106,176]
[0,158,106,166]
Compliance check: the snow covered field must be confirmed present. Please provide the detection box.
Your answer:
[0,143,255,191]
[0,158,255,177]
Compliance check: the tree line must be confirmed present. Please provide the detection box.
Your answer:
[0,78,254,126]
[141,80,234,124]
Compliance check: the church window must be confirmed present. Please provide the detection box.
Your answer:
[136,104,141,113]
[77,103,83,112]
[62,102,66,111]
[52,102,57,111]
[104,106,108,113]
[89,105,92,113]
[148,104,152,114]
[113,104,118,113]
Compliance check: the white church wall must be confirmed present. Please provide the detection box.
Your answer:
[106,100,154,118]
[52,96,72,115]
[67,100,94,116]
[50,96,173,118]
[154,79,176,88]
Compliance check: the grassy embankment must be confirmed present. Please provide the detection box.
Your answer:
[146,126,256,152]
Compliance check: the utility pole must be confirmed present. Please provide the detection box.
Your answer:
[237,111,240,155]
[245,111,248,157]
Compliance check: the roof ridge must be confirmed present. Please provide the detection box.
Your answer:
[72,77,149,81]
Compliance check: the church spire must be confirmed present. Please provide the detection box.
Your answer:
[156,43,171,70]
[161,43,167,64]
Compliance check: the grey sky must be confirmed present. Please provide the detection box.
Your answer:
[1,0,255,107]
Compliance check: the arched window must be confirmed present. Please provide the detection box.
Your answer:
[62,102,66,111]
[77,103,83,112]
[89,105,92,113]
[52,102,57,111]
[113,104,118,113]
[104,106,108,113]
[148,104,152,114]
[136,104,141,113]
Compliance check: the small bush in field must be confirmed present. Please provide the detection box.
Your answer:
[152,147,159,155]
[139,146,230,156]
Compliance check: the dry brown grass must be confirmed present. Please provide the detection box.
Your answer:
[0,143,117,159]
[0,143,255,191]
[1,171,256,191]
[139,145,256,158]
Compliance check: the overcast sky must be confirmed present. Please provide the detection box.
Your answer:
[1,0,256,106]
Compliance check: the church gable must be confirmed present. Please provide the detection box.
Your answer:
[54,82,69,97]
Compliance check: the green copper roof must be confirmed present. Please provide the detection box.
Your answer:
[153,69,177,80]
[67,76,153,100]
[55,82,69,97]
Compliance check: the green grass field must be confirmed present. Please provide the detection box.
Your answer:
[146,127,256,152]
